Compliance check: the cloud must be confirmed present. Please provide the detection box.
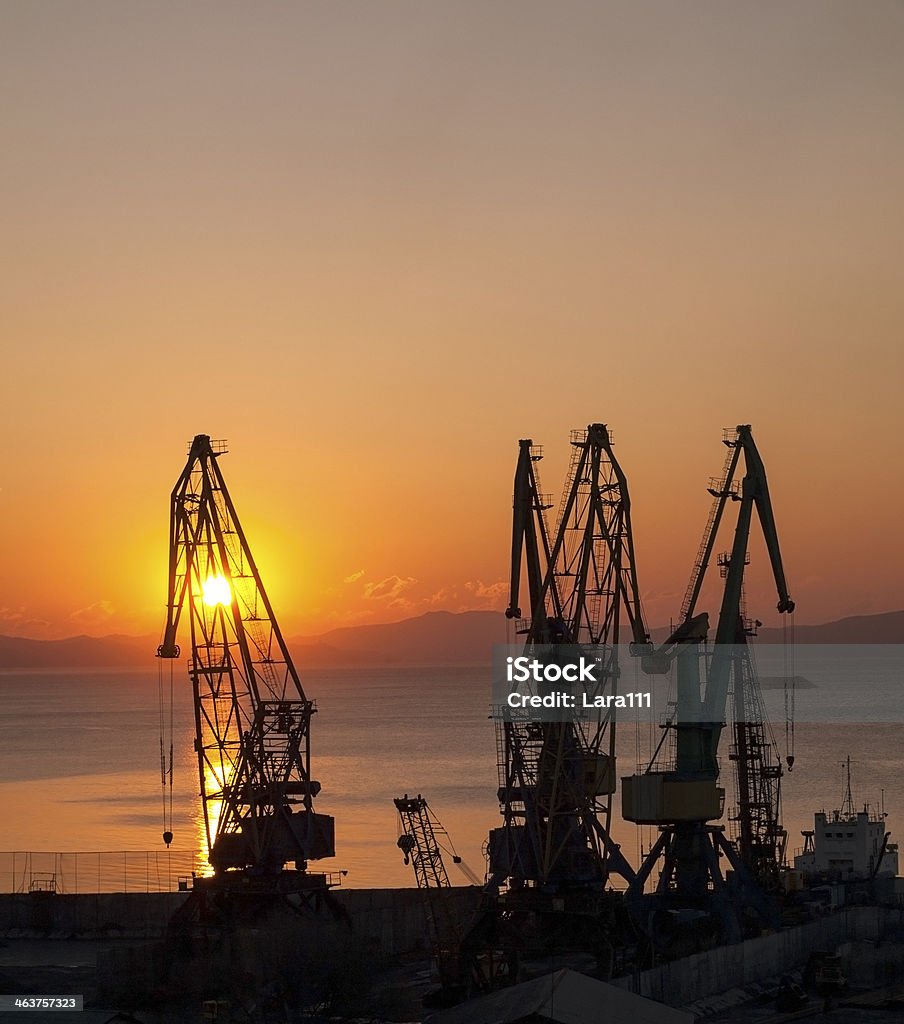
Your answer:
[69,600,115,627]
[422,580,511,613]
[0,605,52,637]
[464,579,508,601]
[363,575,417,601]
[325,575,515,626]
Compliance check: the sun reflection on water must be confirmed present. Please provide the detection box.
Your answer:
[194,764,228,877]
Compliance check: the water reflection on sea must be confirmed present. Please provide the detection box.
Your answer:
[0,666,901,889]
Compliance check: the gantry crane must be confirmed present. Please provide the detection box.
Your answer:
[157,435,335,895]
[462,423,659,988]
[623,425,793,949]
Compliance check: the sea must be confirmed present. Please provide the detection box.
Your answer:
[1,663,903,892]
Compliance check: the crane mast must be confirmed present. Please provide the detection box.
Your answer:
[157,435,335,887]
[624,425,793,948]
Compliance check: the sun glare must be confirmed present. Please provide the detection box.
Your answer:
[201,574,232,607]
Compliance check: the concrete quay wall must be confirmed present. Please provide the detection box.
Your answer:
[0,886,479,958]
[0,892,189,938]
[87,888,479,1005]
[612,906,904,1007]
[333,885,477,958]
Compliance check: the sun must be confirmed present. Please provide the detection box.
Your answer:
[201,575,232,607]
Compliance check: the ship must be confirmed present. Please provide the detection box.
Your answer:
[793,757,899,883]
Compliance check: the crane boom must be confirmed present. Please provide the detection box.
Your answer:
[521,424,651,649]
[680,436,743,623]
[157,434,335,880]
[705,424,795,723]
[506,439,556,632]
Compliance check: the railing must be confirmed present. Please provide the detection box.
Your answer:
[187,437,228,454]
[0,850,206,895]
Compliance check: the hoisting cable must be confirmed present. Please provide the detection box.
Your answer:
[431,805,483,886]
[157,658,168,843]
[158,654,174,847]
[783,610,795,771]
[633,653,642,865]
[168,657,175,841]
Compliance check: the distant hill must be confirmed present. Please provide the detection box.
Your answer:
[0,609,901,670]
[290,610,508,666]
[755,610,904,644]
[0,632,155,670]
[649,610,904,646]
[0,612,509,670]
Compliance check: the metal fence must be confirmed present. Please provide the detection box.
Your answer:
[0,850,207,894]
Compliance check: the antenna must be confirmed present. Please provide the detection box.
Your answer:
[840,756,855,819]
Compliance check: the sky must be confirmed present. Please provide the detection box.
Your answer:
[2,1,903,641]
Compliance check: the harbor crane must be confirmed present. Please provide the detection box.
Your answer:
[157,435,335,896]
[462,423,660,988]
[497,425,653,888]
[623,425,793,949]
[395,795,480,999]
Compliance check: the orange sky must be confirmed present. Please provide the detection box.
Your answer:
[2,3,903,641]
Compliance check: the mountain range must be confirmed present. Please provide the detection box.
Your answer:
[0,609,901,671]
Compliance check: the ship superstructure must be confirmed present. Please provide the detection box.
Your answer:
[794,758,898,881]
